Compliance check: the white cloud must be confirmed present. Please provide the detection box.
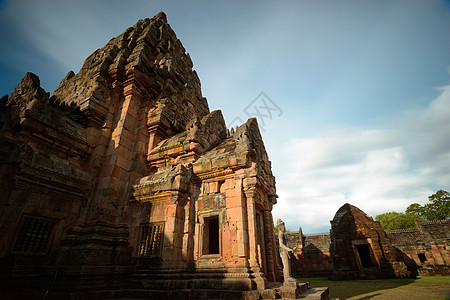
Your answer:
[273,85,450,233]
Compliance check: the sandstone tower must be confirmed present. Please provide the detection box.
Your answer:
[0,12,288,298]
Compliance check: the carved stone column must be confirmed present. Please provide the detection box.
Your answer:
[264,209,282,282]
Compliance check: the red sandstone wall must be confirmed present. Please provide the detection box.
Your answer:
[387,219,450,276]
[279,231,333,277]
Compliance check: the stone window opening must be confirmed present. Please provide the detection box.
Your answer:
[12,215,57,254]
[418,253,427,263]
[218,180,225,193]
[139,223,163,256]
[356,244,375,268]
[203,216,220,255]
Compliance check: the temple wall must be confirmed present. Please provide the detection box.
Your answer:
[387,219,450,276]
[280,212,449,279]
[297,234,333,277]
[276,231,333,277]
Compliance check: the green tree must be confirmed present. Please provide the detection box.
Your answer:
[406,190,450,221]
[273,226,290,234]
[375,211,424,231]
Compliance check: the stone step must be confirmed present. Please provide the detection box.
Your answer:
[103,282,329,300]
[106,288,254,299]
[105,286,329,300]
[298,287,329,300]
[130,277,253,291]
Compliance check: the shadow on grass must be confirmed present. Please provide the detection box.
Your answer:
[297,276,450,300]
[356,294,381,300]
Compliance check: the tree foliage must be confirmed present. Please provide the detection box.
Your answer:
[375,212,424,231]
[273,226,290,234]
[375,190,449,231]
[406,189,450,221]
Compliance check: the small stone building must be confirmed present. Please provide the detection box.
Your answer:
[330,203,410,280]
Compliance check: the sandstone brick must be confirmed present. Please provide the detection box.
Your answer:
[227,207,244,222]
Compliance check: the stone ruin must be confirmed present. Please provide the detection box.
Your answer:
[0,12,328,299]
[282,203,449,279]
[329,203,410,280]
[387,219,450,276]
[282,230,333,277]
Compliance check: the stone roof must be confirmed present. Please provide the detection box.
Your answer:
[387,219,450,247]
[52,11,208,129]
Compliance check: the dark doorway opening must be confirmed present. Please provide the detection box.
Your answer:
[418,253,427,263]
[205,216,219,254]
[356,244,374,268]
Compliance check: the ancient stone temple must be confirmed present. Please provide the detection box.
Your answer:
[280,204,449,279]
[330,203,410,280]
[0,12,328,299]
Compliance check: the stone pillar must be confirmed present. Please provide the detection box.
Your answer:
[162,193,186,268]
[246,195,258,268]
[194,203,200,260]
[242,176,259,269]
[264,209,281,282]
[225,177,248,267]
[246,195,268,290]
[182,198,194,266]
[162,201,177,265]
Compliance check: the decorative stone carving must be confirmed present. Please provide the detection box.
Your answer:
[277,218,297,285]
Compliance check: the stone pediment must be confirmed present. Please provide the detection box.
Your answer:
[133,164,192,201]
[147,110,227,167]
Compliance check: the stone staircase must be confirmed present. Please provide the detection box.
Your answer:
[258,281,329,300]
[104,281,329,300]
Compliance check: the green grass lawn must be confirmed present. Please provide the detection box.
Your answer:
[299,276,450,300]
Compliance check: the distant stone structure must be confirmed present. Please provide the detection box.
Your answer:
[282,230,333,277]
[330,203,410,280]
[387,219,450,276]
[0,12,328,299]
[282,204,449,279]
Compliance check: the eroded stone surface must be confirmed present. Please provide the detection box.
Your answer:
[0,11,290,299]
[330,203,411,280]
[386,219,450,276]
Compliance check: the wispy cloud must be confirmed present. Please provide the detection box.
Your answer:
[273,85,450,233]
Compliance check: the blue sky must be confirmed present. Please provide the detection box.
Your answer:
[1,0,449,233]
